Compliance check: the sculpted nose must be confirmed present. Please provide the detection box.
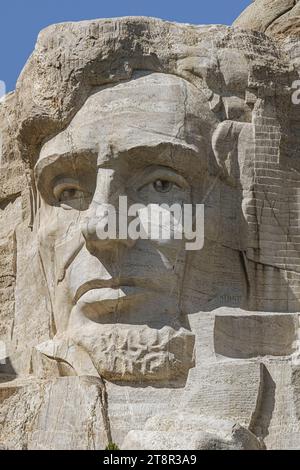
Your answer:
[81,168,136,251]
[81,202,135,251]
[81,203,109,240]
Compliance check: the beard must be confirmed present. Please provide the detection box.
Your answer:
[69,323,195,383]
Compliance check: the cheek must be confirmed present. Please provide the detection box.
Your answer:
[38,204,84,248]
[156,243,187,284]
[37,205,86,286]
[137,238,187,279]
[37,206,59,255]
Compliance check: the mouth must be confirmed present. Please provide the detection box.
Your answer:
[74,279,141,304]
[75,286,146,320]
[74,278,149,304]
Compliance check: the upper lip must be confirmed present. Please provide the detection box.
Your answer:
[74,278,149,304]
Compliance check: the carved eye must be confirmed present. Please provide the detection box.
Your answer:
[58,188,84,202]
[136,168,189,201]
[53,180,91,210]
[153,179,174,193]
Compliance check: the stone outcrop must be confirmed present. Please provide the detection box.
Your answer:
[1,2,300,449]
[234,0,300,40]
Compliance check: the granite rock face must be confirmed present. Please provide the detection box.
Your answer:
[234,0,300,40]
[1,3,300,449]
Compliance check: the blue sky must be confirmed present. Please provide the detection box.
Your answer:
[0,0,252,92]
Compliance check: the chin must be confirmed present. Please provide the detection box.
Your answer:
[69,323,196,384]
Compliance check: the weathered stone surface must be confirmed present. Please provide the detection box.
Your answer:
[214,311,299,358]
[233,1,295,34]
[122,416,262,450]
[1,5,300,450]
[0,377,108,449]
[234,0,300,40]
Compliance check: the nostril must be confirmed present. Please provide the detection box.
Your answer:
[81,216,98,241]
[81,216,108,241]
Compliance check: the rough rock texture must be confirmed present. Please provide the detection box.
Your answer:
[234,0,300,40]
[1,3,300,449]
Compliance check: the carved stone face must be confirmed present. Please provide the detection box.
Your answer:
[35,72,246,383]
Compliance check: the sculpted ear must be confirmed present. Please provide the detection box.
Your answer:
[212,120,253,186]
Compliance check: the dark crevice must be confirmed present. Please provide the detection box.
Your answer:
[82,376,113,447]
[249,364,276,446]
[0,193,21,211]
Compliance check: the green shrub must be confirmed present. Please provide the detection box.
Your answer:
[105,442,119,450]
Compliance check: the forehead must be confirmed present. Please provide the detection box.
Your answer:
[38,72,215,166]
